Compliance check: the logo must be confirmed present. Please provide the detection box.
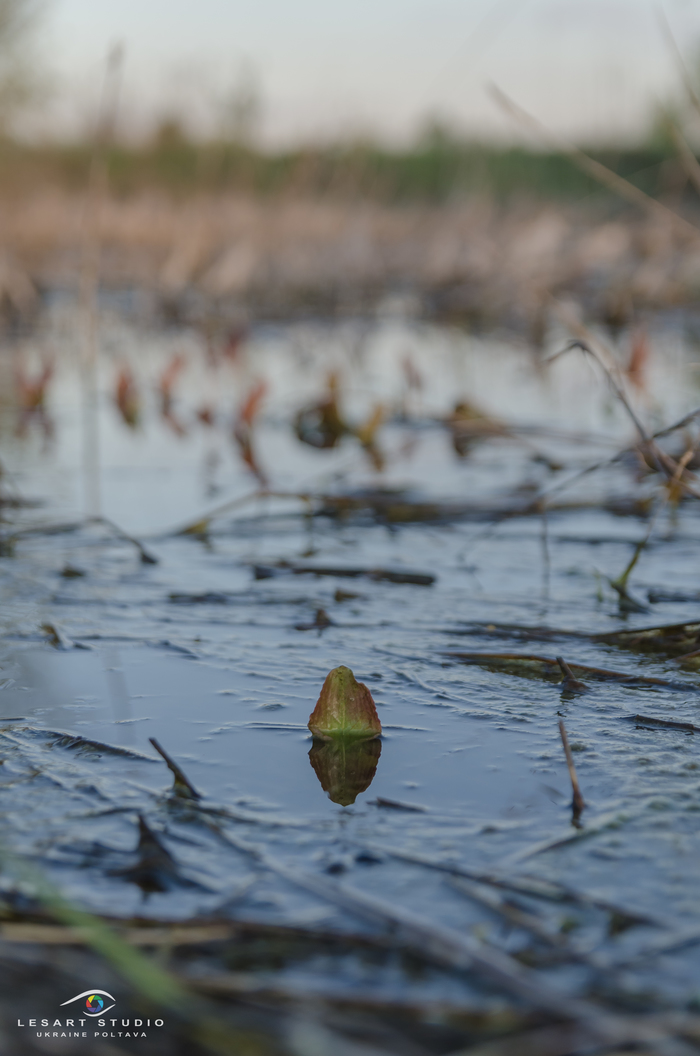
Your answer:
[60,991,116,1017]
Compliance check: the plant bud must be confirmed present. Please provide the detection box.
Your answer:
[308,666,381,740]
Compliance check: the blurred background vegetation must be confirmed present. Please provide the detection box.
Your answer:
[0,0,695,206]
[0,134,688,205]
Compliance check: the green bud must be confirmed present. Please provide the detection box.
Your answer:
[308,666,382,740]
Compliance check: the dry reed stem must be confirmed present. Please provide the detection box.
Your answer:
[0,187,693,322]
[78,46,124,519]
[657,10,700,125]
[558,720,585,820]
[149,737,201,800]
[490,84,700,243]
[671,125,700,199]
[549,306,700,499]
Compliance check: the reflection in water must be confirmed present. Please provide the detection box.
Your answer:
[308,736,381,806]
[103,647,134,744]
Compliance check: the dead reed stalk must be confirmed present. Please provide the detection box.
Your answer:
[558,720,585,821]
[79,43,124,518]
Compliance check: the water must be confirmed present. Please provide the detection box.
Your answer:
[3,307,700,1019]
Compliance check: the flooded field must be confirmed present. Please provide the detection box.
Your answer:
[3,303,700,1053]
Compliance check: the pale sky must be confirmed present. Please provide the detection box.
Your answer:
[29,0,700,144]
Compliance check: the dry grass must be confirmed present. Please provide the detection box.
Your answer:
[0,188,698,326]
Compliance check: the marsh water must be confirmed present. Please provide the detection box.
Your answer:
[3,303,700,1019]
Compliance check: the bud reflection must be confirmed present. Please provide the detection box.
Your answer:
[308,737,381,806]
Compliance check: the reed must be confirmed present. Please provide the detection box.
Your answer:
[0,187,698,327]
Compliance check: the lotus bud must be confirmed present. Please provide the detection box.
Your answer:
[308,666,381,740]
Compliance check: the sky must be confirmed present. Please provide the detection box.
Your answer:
[27,0,700,144]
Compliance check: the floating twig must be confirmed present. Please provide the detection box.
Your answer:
[648,589,700,603]
[255,562,435,586]
[594,619,700,658]
[445,651,694,690]
[372,797,427,813]
[171,488,312,537]
[624,715,700,734]
[294,608,335,632]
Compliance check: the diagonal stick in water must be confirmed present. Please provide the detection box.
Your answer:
[559,721,585,820]
[149,737,201,800]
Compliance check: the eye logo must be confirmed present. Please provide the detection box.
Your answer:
[60,990,116,1017]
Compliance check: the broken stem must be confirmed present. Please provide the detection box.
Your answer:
[94,515,158,565]
[558,720,585,820]
[149,737,201,800]
[490,83,700,241]
[549,328,700,499]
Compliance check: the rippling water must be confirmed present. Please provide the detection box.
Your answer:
[3,308,700,1018]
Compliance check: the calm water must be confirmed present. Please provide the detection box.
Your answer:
[2,307,700,1010]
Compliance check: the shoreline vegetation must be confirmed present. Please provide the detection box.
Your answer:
[0,137,696,326]
[0,137,690,203]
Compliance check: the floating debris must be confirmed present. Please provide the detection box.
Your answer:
[60,564,86,579]
[623,714,700,733]
[294,372,348,450]
[444,651,696,689]
[233,380,268,485]
[648,588,700,603]
[446,400,508,457]
[334,589,359,602]
[41,730,156,760]
[372,797,427,813]
[294,608,335,632]
[169,591,231,604]
[157,353,186,416]
[114,365,141,428]
[594,620,700,658]
[254,562,435,586]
